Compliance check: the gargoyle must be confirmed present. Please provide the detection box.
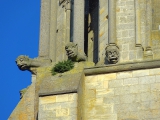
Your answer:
[65,42,87,62]
[15,55,51,74]
[105,44,119,64]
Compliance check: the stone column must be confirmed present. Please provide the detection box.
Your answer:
[39,0,51,58]
[135,0,142,46]
[73,0,84,53]
[108,0,116,44]
[135,0,143,59]
[144,0,153,60]
[97,0,108,65]
[65,0,71,43]
[106,0,119,64]
[49,0,57,62]
[59,0,72,60]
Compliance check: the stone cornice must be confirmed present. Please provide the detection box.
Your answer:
[84,59,160,75]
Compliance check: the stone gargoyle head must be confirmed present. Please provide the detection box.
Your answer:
[65,42,78,59]
[65,42,87,62]
[105,44,119,64]
[15,55,30,71]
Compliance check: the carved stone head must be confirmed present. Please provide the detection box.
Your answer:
[65,42,78,60]
[15,55,30,71]
[105,44,119,64]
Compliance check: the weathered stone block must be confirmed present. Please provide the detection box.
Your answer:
[115,86,130,95]
[117,71,132,79]
[132,70,149,77]
[97,74,113,81]
[123,77,138,85]
[56,108,69,117]
[129,85,139,93]
[39,72,83,96]
[85,75,97,83]
[103,80,109,88]
[56,94,69,103]
[108,79,123,88]
[139,84,150,93]
[140,92,151,102]
[104,95,120,104]
[150,100,160,109]
[95,104,114,114]
[139,76,155,84]
[85,89,96,99]
[151,83,160,91]
[96,88,112,96]
[120,94,136,104]
[39,96,56,104]
[68,93,77,102]
[129,51,137,60]
[156,75,160,83]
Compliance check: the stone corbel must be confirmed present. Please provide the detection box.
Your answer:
[15,55,52,75]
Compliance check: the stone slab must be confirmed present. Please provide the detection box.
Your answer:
[39,72,83,96]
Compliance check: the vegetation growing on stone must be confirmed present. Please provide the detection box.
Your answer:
[51,60,74,75]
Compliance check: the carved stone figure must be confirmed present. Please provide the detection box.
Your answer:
[105,44,119,64]
[15,55,51,74]
[65,42,87,62]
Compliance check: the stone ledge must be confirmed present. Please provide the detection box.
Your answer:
[39,72,83,96]
[84,60,160,75]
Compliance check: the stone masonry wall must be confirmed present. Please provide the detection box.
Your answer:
[151,0,160,59]
[38,93,77,120]
[84,68,160,120]
[152,0,160,30]
[116,0,138,62]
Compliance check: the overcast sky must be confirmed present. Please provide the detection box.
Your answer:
[0,0,40,119]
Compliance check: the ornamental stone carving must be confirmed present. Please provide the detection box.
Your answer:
[105,44,119,64]
[15,55,51,74]
[65,42,87,62]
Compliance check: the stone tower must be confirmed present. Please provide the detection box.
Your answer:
[9,0,160,120]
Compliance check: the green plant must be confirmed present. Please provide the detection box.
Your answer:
[51,60,74,75]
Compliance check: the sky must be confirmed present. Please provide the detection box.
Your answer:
[0,0,40,119]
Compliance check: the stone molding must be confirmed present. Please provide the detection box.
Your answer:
[84,59,160,75]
